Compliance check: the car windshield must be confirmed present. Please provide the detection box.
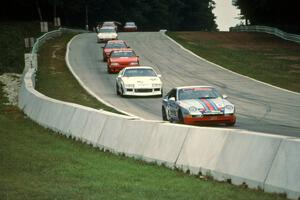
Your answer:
[111,51,135,58]
[126,22,135,26]
[178,87,222,100]
[100,29,115,33]
[103,22,115,26]
[123,68,156,77]
[106,43,127,48]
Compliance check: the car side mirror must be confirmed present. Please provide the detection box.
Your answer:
[222,94,228,99]
[157,74,162,78]
[169,97,176,102]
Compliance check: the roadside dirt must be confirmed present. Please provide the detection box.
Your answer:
[0,73,21,106]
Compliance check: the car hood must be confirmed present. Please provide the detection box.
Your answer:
[121,77,162,85]
[178,98,233,111]
[110,57,139,63]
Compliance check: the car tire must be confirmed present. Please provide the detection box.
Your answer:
[116,83,120,95]
[162,106,167,121]
[107,66,112,74]
[226,121,236,126]
[178,110,184,124]
[158,88,163,97]
[120,86,124,97]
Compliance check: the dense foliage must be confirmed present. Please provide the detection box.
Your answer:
[234,0,299,33]
[0,0,217,31]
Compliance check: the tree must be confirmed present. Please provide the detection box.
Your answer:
[234,0,300,33]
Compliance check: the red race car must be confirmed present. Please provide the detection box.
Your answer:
[102,40,129,61]
[107,49,140,73]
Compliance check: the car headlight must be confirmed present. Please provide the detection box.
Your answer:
[129,62,139,65]
[188,106,198,113]
[125,84,134,88]
[225,105,234,110]
[224,105,234,114]
[152,83,161,88]
[110,63,119,66]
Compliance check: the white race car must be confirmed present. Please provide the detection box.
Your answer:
[116,66,163,97]
[162,86,236,126]
[97,27,118,43]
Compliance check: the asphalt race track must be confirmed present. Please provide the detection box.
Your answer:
[68,32,300,137]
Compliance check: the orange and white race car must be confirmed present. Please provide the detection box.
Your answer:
[162,86,236,126]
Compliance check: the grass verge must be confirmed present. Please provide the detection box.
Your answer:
[0,84,287,199]
[166,31,300,92]
[35,33,121,113]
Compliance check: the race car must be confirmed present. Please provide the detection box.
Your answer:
[162,86,236,126]
[107,49,139,73]
[97,27,118,43]
[115,66,163,97]
[123,22,137,32]
[102,40,129,61]
[102,21,118,31]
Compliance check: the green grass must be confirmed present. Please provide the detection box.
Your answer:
[35,33,121,113]
[0,85,287,199]
[166,31,300,92]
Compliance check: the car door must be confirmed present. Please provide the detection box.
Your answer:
[165,89,177,120]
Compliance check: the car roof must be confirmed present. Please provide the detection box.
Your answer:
[100,27,115,30]
[107,40,125,44]
[124,66,154,70]
[175,86,214,90]
[103,21,115,24]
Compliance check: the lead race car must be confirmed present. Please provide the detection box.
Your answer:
[116,66,163,97]
[162,86,236,126]
[97,27,118,43]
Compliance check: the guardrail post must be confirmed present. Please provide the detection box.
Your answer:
[40,21,48,32]
[54,17,61,27]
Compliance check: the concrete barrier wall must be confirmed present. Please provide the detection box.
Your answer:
[176,127,231,175]
[17,28,300,199]
[213,131,285,189]
[264,138,300,199]
[142,123,189,168]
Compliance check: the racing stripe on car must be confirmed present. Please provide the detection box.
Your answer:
[207,99,219,111]
[198,99,210,111]
[202,99,217,111]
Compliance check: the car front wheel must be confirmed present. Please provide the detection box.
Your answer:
[226,121,236,126]
[178,110,184,124]
[116,83,120,95]
[162,107,167,121]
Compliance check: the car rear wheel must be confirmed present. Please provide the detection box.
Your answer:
[162,107,167,121]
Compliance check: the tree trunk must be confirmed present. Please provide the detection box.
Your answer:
[36,0,43,21]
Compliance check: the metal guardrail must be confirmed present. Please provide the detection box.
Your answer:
[30,28,88,69]
[230,25,300,44]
